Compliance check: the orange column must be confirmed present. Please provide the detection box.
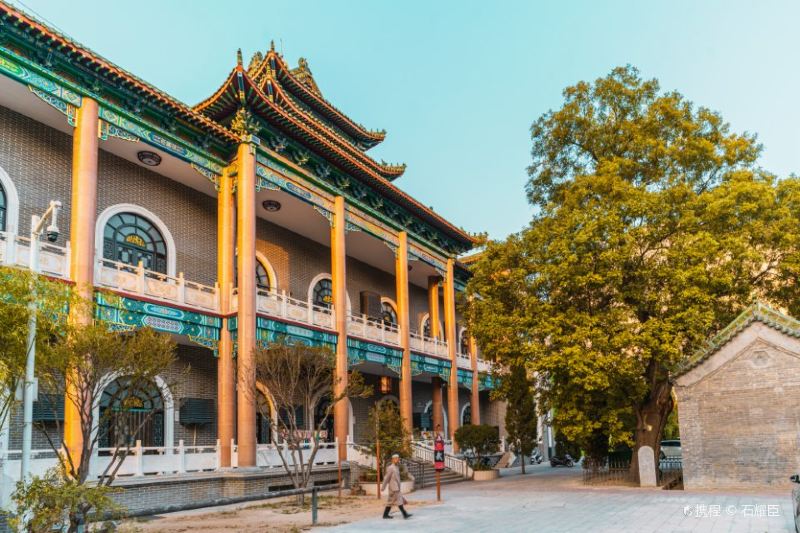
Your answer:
[428,276,443,434]
[217,169,236,467]
[427,276,441,339]
[65,97,99,464]
[469,336,481,425]
[443,258,459,447]
[396,232,412,434]
[331,196,349,460]
[236,140,258,467]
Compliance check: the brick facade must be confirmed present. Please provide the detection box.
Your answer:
[675,321,800,489]
[0,101,503,463]
[96,151,218,285]
[0,105,72,243]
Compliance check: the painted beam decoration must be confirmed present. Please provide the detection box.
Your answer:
[0,46,224,182]
[256,317,337,351]
[347,338,403,374]
[95,293,221,353]
[97,106,224,179]
[411,353,451,382]
[457,367,474,388]
[479,372,496,391]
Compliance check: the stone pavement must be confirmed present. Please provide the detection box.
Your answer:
[323,464,795,532]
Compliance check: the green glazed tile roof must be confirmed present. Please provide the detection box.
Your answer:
[676,302,800,377]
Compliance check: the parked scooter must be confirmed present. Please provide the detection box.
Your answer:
[530,449,544,465]
[550,453,575,467]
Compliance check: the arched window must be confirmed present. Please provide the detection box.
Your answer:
[381,301,397,325]
[235,255,275,292]
[256,260,271,291]
[0,182,6,232]
[460,328,470,355]
[103,213,167,273]
[462,404,472,426]
[422,316,432,338]
[99,378,164,448]
[312,278,333,309]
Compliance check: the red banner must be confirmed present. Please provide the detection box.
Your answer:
[434,435,445,471]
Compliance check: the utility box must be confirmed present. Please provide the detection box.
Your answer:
[360,291,382,320]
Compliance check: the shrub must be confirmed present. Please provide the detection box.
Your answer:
[10,467,123,532]
[455,424,499,471]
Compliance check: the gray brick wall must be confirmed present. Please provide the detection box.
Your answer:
[97,151,218,285]
[256,217,436,335]
[0,105,73,244]
[167,344,218,446]
[0,102,502,456]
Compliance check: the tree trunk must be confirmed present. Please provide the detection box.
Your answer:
[520,441,526,474]
[630,379,673,483]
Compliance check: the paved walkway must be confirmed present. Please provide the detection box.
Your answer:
[323,465,795,532]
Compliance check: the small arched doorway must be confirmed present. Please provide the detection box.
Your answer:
[99,378,164,448]
[461,403,472,426]
[256,394,272,445]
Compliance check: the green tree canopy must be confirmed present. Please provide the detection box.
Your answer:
[466,66,800,474]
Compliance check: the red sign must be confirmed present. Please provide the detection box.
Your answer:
[434,435,445,471]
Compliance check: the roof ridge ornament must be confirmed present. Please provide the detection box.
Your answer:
[236,48,243,67]
[230,107,259,139]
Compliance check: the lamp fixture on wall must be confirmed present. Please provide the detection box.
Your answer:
[380,376,392,395]
[262,200,282,212]
[137,151,162,167]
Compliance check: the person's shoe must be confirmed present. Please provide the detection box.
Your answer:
[383,515,394,519]
[403,513,412,519]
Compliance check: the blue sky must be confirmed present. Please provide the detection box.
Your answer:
[11,0,799,240]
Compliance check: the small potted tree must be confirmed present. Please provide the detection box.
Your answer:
[455,424,500,480]
[360,401,415,495]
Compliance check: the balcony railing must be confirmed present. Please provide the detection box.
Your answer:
[410,332,448,358]
[0,231,70,278]
[348,313,400,345]
[231,288,335,330]
[259,289,334,330]
[95,258,219,312]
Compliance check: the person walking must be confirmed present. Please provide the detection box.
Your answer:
[382,453,411,519]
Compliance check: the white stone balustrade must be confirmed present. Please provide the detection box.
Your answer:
[456,351,471,369]
[256,289,334,329]
[348,313,401,345]
[95,258,219,312]
[232,439,340,469]
[0,440,220,505]
[0,231,70,278]
[409,331,449,358]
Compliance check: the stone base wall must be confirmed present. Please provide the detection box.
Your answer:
[112,465,348,516]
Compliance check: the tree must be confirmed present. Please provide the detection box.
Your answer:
[364,400,411,475]
[454,424,499,471]
[501,364,538,474]
[30,315,177,531]
[0,266,73,435]
[251,343,371,497]
[466,65,800,479]
[10,466,121,533]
